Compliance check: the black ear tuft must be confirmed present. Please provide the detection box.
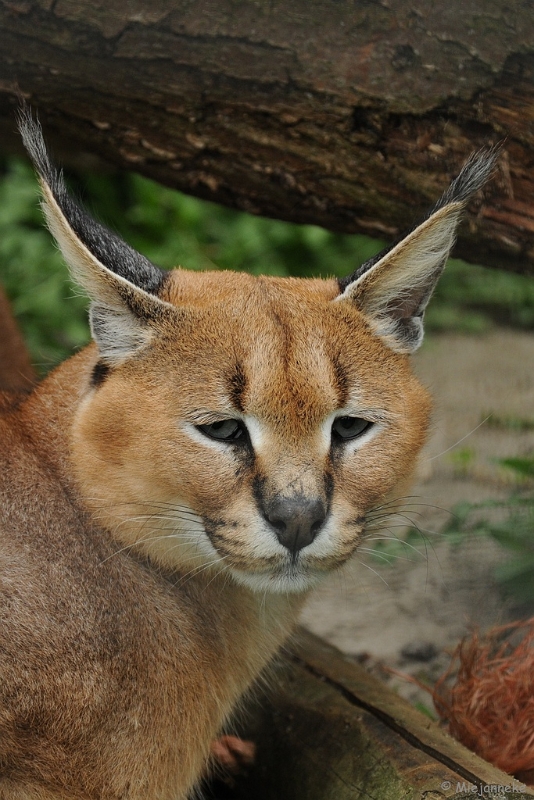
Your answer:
[17,103,167,296]
[18,103,176,364]
[339,147,500,293]
[336,148,500,354]
[428,146,501,213]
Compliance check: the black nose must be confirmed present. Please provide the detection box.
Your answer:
[264,497,327,555]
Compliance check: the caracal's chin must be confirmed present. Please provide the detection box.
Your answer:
[228,565,322,594]
[227,553,348,594]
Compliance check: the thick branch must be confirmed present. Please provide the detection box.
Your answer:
[233,630,533,799]
[1,1,533,274]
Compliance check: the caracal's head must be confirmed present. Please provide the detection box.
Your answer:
[20,108,497,593]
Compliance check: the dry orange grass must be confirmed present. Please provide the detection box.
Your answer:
[434,618,534,783]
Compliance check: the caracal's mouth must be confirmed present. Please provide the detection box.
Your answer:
[226,552,351,594]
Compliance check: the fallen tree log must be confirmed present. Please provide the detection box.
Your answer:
[0,1,533,275]
[233,629,533,800]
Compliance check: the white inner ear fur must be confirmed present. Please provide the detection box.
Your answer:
[88,302,151,363]
[337,202,463,353]
[40,183,172,363]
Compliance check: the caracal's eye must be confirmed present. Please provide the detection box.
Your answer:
[197,419,246,442]
[332,416,373,441]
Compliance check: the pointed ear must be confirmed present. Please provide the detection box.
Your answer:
[18,105,174,364]
[337,150,499,354]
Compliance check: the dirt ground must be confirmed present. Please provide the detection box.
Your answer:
[300,328,534,711]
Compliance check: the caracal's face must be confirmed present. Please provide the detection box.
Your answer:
[22,108,492,594]
[72,270,431,593]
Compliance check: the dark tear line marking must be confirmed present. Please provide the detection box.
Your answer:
[228,362,247,413]
[330,353,349,408]
[90,360,111,388]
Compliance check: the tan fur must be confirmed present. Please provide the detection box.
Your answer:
[70,272,430,584]
[0,125,494,797]
[0,270,429,798]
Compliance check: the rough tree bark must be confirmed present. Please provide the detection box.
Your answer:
[0,0,533,275]
[233,631,534,800]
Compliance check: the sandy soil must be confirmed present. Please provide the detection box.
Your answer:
[300,328,534,709]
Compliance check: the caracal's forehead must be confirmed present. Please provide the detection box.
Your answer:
[162,268,340,307]
[159,269,409,436]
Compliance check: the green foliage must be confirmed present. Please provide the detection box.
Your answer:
[413,701,438,721]
[1,156,534,373]
[499,457,534,479]
[448,498,534,603]
[483,413,534,432]
[426,257,534,333]
[447,447,476,478]
[0,158,89,371]
[440,455,534,603]
[369,455,534,605]
[369,526,428,565]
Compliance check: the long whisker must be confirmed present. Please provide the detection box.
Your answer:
[358,546,421,565]
[99,531,203,564]
[426,416,491,462]
[362,536,425,555]
[91,510,202,529]
[172,555,228,590]
[354,558,390,587]
[84,497,203,520]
